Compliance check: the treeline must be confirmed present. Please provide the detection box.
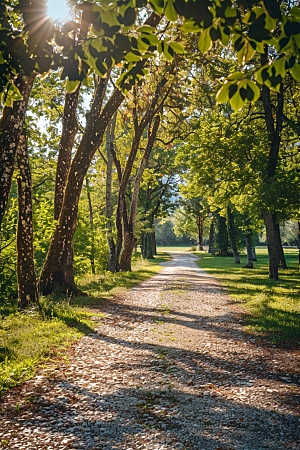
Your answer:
[2,1,300,309]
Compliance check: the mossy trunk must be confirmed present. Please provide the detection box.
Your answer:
[0,74,35,230]
[16,134,39,308]
[39,87,124,295]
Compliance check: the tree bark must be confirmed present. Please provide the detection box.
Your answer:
[264,212,280,279]
[0,74,35,230]
[16,133,39,309]
[86,178,95,275]
[251,246,257,262]
[197,216,204,250]
[298,221,300,265]
[245,230,253,269]
[216,214,228,256]
[227,207,240,263]
[54,86,80,220]
[152,226,157,255]
[118,103,164,270]
[274,220,287,269]
[260,47,284,278]
[208,220,215,254]
[105,113,120,272]
[39,12,162,293]
[39,81,123,295]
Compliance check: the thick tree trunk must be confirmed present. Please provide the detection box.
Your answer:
[119,114,161,270]
[251,246,257,262]
[264,212,280,279]
[216,214,228,256]
[86,182,95,275]
[0,74,35,229]
[16,134,39,309]
[105,114,120,272]
[298,221,300,264]
[245,230,254,269]
[39,84,124,295]
[152,228,157,255]
[227,207,240,263]
[197,216,204,250]
[208,220,215,254]
[54,87,80,220]
[39,11,161,294]
[274,220,287,269]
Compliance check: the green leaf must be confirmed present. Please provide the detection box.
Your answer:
[149,0,164,14]
[216,81,232,103]
[198,28,212,54]
[290,62,300,81]
[181,20,201,32]
[125,52,141,61]
[227,71,244,81]
[230,89,245,112]
[165,0,177,21]
[66,79,80,93]
[168,41,184,54]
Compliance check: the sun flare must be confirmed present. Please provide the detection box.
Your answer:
[47,0,70,22]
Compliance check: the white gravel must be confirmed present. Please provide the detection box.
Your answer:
[0,252,299,450]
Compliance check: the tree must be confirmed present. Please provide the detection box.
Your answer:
[16,133,39,308]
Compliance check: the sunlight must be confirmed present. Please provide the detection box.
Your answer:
[47,0,69,22]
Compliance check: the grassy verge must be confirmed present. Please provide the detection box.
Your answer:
[0,253,169,393]
[196,248,300,344]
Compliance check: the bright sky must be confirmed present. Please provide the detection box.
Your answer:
[47,0,69,22]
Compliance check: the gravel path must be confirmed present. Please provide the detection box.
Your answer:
[1,252,299,450]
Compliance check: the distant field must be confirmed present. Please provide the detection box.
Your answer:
[196,248,300,344]
[157,246,190,252]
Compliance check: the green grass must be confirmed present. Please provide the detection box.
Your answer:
[156,246,190,252]
[196,248,300,344]
[0,253,169,393]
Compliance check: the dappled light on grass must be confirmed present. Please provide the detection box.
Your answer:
[197,248,300,344]
[75,253,170,302]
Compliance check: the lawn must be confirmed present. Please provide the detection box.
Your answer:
[156,246,191,252]
[0,253,169,393]
[196,248,300,344]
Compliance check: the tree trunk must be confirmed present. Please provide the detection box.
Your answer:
[119,114,161,270]
[0,74,35,230]
[274,220,287,269]
[227,207,240,263]
[263,212,280,279]
[298,221,300,265]
[152,228,157,255]
[251,246,257,262]
[39,11,161,294]
[16,134,39,309]
[216,214,228,256]
[208,220,215,254]
[197,216,204,250]
[39,83,124,295]
[105,114,120,272]
[245,230,253,269]
[86,179,95,275]
[54,86,80,220]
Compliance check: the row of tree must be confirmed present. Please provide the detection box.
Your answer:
[2,1,300,309]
